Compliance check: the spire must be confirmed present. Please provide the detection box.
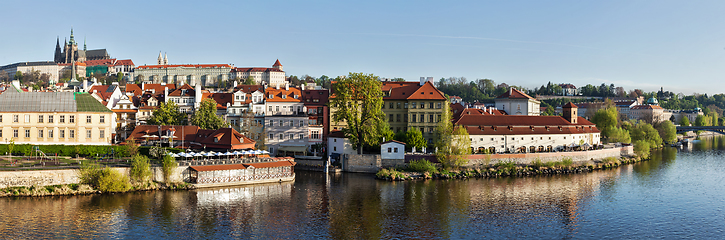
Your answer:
[69,28,76,46]
[83,36,86,51]
[158,51,163,65]
[164,53,168,65]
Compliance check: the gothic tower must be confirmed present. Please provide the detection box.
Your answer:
[158,51,163,65]
[54,37,62,63]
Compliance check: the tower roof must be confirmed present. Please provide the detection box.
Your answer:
[563,102,578,108]
[273,59,282,67]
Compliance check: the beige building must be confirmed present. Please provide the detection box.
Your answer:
[0,87,113,145]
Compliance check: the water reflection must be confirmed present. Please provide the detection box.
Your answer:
[2,140,725,239]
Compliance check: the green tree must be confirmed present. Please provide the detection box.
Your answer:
[695,114,708,127]
[592,105,619,138]
[434,103,470,168]
[162,155,178,183]
[633,140,651,159]
[655,121,677,144]
[129,154,152,183]
[148,101,186,126]
[243,76,255,85]
[606,126,631,144]
[630,121,662,148]
[405,128,426,152]
[330,73,387,154]
[14,71,22,81]
[679,115,690,126]
[191,98,227,130]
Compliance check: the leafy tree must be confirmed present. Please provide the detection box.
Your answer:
[243,76,255,85]
[434,103,470,168]
[695,115,708,127]
[191,98,227,130]
[330,73,387,154]
[162,155,178,183]
[14,71,22,81]
[405,128,426,152]
[129,154,152,183]
[630,121,662,148]
[148,101,186,126]
[606,126,631,144]
[116,73,123,84]
[655,121,677,144]
[591,105,619,138]
[679,115,691,126]
[391,78,406,82]
[633,140,651,159]
[124,138,139,157]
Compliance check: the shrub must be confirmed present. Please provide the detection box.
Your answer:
[532,158,544,169]
[97,167,131,192]
[130,154,152,183]
[562,157,573,166]
[408,159,437,173]
[162,155,178,183]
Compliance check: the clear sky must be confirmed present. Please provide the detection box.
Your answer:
[2,0,725,94]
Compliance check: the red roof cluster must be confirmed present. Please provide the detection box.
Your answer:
[137,64,232,69]
[265,86,302,102]
[126,125,255,150]
[201,92,233,110]
[381,81,446,100]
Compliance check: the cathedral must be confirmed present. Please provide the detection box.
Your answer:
[54,28,111,64]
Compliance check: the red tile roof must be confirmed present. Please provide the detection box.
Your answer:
[233,85,263,93]
[126,83,176,97]
[196,128,256,150]
[201,92,233,109]
[188,160,295,172]
[89,85,114,101]
[381,81,446,100]
[84,59,116,66]
[273,59,282,67]
[496,88,536,100]
[265,86,302,102]
[168,84,195,97]
[455,114,597,128]
[137,64,232,69]
[563,102,578,108]
[232,67,283,73]
[114,59,135,66]
[631,105,663,110]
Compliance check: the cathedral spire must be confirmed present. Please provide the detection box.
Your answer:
[158,51,163,65]
[69,28,76,46]
[83,37,86,51]
[164,53,168,65]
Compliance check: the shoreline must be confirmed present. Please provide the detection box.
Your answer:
[0,181,194,198]
[376,155,647,181]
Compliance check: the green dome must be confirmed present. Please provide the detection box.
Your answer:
[647,97,659,105]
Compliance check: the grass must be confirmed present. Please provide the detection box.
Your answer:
[376,168,406,180]
[407,159,437,174]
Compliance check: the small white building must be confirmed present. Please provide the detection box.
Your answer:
[381,140,406,160]
[328,131,355,158]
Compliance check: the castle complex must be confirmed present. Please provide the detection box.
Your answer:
[54,29,111,64]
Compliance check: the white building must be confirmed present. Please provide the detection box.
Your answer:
[457,103,601,153]
[381,141,405,159]
[328,131,355,157]
[0,61,62,84]
[133,63,232,87]
[167,84,201,113]
[264,84,308,156]
[495,88,541,116]
[230,60,286,86]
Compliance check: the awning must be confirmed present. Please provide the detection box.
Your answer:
[278,146,307,153]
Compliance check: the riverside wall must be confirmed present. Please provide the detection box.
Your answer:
[0,166,188,188]
[465,146,633,166]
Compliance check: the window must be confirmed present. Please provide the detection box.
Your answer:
[298,134,304,140]
[436,103,442,109]
[279,134,283,140]
[24,115,30,123]
[312,131,320,139]
[0,130,2,137]
[404,114,408,122]
[381,103,385,109]
[70,130,75,138]
[87,116,92,123]
[412,114,417,123]
[389,102,394,109]
[13,129,18,138]
[429,114,434,123]
[38,115,43,123]
[437,115,441,122]
[0,115,2,122]
[396,114,401,122]
[411,102,416,109]
[48,115,53,123]
[100,116,105,123]
[60,130,65,138]
[300,120,304,126]
[12,115,18,123]
[394,147,398,153]
[404,103,408,109]
[429,102,434,108]
[275,106,280,112]
[49,130,53,138]
[389,114,394,121]
[69,115,75,123]
[100,130,105,139]
[420,102,425,109]
[25,129,30,138]
[388,147,392,153]
[269,133,274,140]
[397,102,401,109]
[269,106,273,111]
[87,130,92,138]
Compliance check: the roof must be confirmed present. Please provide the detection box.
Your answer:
[463,124,600,136]
[631,105,664,110]
[273,59,282,67]
[75,93,112,112]
[232,67,283,73]
[89,85,117,101]
[201,93,233,109]
[114,59,134,66]
[559,83,576,89]
[329,131,346,138]
[455,114,596,127]
[265,86,302,102]
[84,59,116,66]
[302,89,330,106]
[496,88,536,100]
[233,85,263,93]
[126,83,176,97]
[563,102,578,108]
[382,140,406,145]
[0,61,57,70]
[137,64,232,70]
[188,160,295,172]
[381,81,446,100]
[85,49,110,59]
[168,84,195,97]
[0,89,77,112]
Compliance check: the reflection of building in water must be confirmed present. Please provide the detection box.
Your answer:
[194,182,293,206]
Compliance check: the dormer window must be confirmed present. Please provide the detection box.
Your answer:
[214,137,219,143]
[282,95,287,99]
[268,94,273,99]
[294,95,299,99]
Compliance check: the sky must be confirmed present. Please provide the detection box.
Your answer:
[2,0,725,95]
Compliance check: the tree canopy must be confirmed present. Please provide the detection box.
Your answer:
[148,101,186,126]
[191,98,227,130]
[330,72,387,154]
[404,128,426,152]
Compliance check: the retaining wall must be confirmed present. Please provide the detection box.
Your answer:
[466,146,633,166]
[0,166,188,188]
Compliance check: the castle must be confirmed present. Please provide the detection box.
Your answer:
[54,28,111,64]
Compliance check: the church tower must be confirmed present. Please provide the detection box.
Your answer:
[163,53,168,65]
[158,52,163,65]
[54,37,62,63]
[273,59,283,71]
[563,102,578,124]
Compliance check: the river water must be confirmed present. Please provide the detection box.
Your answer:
[2,138,725,239]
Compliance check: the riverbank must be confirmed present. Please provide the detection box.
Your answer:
[376,155,647,181]
[0,181,194,198]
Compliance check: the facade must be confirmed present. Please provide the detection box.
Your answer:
[85,59,135,77]
[133,63,232,86]
[671,108,703,125]
[166,84,201,113]
[0,88,113,145]
[302,87,329,148]
[327,131,355,157]
[188,161,295,185]
[381,141,405,159]
[495,88,541,116]
[264,85,308,156]
[559,84,578,96]
[230,60,286,86]
[458,103,601,153]
[629,98,669,123]
[0,61,61,84]
[112,94,138,143]
[379,79,448,148]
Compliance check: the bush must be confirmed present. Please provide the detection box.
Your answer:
[97,167,131,192]
[634,140,651,159]
[376,168,405,180]
[532,158,544,169]
[408,159,437,173]
[162,155,178,183]
[562,157,574,166]
[130,155,152,183]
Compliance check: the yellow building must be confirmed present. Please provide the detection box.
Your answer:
[0,87,113,145]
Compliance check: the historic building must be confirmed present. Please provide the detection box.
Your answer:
[166,84,201,113]
[495,88,541,116]
[0,85,113,145]
[302,87,329,149]
[629,98,671,123]
[230,60,286,86]
[0,61,61,84]
[380,78,447,147]
[458,103,601,153]
[54,29,111,64]
[264,84,308,156]
[133,63,232,87]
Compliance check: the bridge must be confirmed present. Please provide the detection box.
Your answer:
[676,126,725,134]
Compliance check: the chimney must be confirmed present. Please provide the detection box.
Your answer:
[195,84,202,108]
[285,83,289,91]
[93,89,97,93]
[164,87,168,97]
[420,77,425,86]
[83,79,88,92]
[301,84,305,90]
[141,82,145,90]
[276,83,280,90]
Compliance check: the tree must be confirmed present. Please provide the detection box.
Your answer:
[679,115,691,126]
[243,76,255,85]
[148,101,186,126]
[591,105,619,138]
[129,154,152,183]
[405,128,426,152]
[191,98,227,130]
[655,121,677,144]
[695,114,708,127]
[630,121,662,148]
[606,126,631,144]
[14,71,22,81]
[434,103,470,168]
[633,140,651,159]
[330,72,386,154]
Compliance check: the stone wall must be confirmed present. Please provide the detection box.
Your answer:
[465,146,633,166]
[0,166,188,188]
[344,154,381,173]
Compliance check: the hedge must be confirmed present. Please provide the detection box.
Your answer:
[0,144,180,158]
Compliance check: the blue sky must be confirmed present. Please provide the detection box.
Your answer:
[2,0,725,94]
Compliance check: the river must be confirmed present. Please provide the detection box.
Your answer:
[2,137,725,239]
